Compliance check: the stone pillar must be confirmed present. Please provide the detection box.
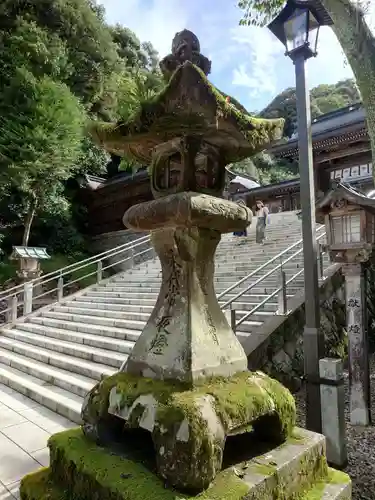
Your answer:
[23,282,33,316]
[319,358,347,468]
[343,263,371,426]
[123,224,248,384]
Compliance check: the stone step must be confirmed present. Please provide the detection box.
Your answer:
[27,315,142,340]
[78,293,290,305]
[0,336,119,379]
[41,310,146,331]
[2,325,135,358]
[84,289,302,302]
[91,284,304,296]
[0,346,95,398]
[0,363,83,423]
[75,296,157,307]
[235,309,275,322]
[123,267,305,280]
[48,305,275,328]
[133,259,301,273]
[67,299,279,313]
[235,319,264,332]
[52,305,149,324]
[67,300,156,313]
[101,276,305,289]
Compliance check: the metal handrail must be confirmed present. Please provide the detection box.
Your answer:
[218,224,326,303]
[0,234,151,299]
[226,231,328,331]
[0,233,153,322]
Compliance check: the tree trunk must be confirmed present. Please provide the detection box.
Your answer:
[322,0,375,169]
[22,195,37,247]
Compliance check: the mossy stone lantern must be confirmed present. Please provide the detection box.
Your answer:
[316,182,375,426]
[83,30,297,492]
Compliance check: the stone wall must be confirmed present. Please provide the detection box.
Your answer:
[91,229,153,274]
[248,267,347,392]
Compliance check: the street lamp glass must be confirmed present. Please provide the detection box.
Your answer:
[284,8,320,55]
[331,214,361,244]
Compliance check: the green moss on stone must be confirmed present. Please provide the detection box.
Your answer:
[301,468,351,499]
[20,428,250,500]
[252,462,276,476]
[90,62,283,164]
[84,370,296,440]
[20,468,66,500]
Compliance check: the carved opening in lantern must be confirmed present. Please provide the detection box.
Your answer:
[153,149,183,195]
[194,144,222,194]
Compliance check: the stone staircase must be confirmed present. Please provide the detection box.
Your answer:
[0,211,327,423]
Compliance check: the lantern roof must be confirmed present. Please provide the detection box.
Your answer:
[268,0,333,47]
[316,181,375,223]
[10,246,50,260]
[90,61,284,165]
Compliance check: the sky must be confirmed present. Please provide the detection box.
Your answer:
[100,0,375,112]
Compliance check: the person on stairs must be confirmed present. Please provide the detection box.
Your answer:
[255,200,269,245]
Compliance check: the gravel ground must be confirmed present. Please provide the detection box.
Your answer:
[294,354,375,500]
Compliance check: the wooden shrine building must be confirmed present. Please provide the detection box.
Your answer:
[78,102,373,237]
[239,102,373,212]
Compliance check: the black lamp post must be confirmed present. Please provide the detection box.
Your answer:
[268,0,333,434]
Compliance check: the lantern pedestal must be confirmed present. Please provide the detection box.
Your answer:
[343,262,371,426]
[122,192,251,383]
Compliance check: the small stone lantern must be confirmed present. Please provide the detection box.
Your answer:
[316,181,375,426]
[10,246,51,281]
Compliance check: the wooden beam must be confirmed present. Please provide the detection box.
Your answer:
[314,142,371,164]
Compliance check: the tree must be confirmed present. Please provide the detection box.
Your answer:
[238,0,375,167]
[0,21,85,246]
[228,158,260,179]
[0,0,119,113]
[230,152,298,185]
[260,79,360,137]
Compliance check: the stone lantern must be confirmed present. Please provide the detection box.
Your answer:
[19,30,352,500]
[65,30,352,498]
[10,246,50,281]
[316,181,375,426]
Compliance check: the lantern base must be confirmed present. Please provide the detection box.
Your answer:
[81,370,296,492]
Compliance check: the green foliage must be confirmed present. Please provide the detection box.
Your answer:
[260,79,360,138]
[237,0,375,172]
[230,152,298,185]
[238,0,284,26]
[0,0,119,109]
[74,137,109,177]
[230,77,361,185]
[0,0,164,255]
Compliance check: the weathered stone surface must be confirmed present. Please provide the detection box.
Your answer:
[319,358,347,468]
[90,62,284,166]
[124,191,252,233]
[248,268,347,391]
[343,264,371,426]
[122,225,249,383]
[19,427,351,500]
[81,370,296,491]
